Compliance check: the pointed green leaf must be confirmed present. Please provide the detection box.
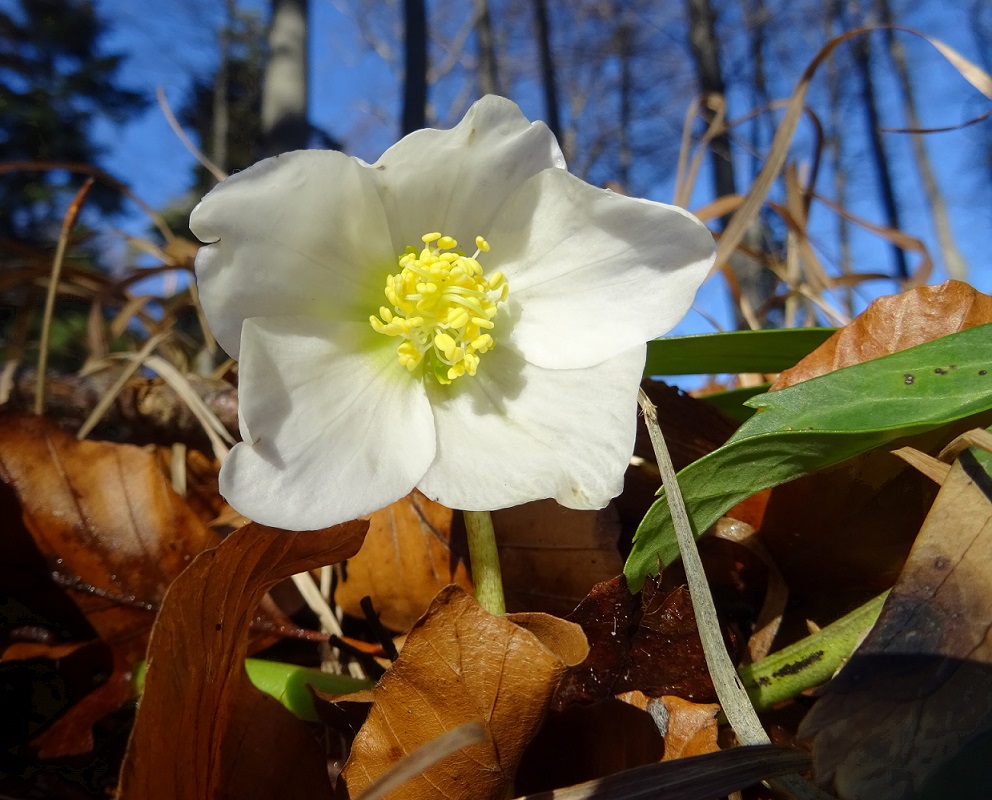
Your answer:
[626,324,992,591]
[645,328,836,376]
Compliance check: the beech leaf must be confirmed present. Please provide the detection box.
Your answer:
[340,585,588,800]
[335,491,472,632]
[117,519,368,800]
[0,411,221,659]
[772,280,992,390]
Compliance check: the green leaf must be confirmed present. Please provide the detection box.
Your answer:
[625,324,992,591]
[645,328,836,376]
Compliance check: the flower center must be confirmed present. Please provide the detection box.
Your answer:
[370,232,509,385]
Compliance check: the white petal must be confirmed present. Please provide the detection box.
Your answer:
[417,344,646,511]
[371,95,566,254]
[221,317,436,529]
[191,150,394,359]
[489,169,714,369]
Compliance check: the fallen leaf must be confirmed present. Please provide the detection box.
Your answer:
[799,445,992,798]
[337,494,621,630]
[117,519,368,800]
[553,577,716,710]
[335,491,472,632]
[0,411,223,755]
[772,280,992,390]
[490,500,623,617]
[0,638,117,755]
[28,650,133,760]
[756,438,941,624]
[655,695,721,761]
[0,411,221,663]
[340,585,588,800]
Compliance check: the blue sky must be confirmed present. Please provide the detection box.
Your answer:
[88,0,992,333]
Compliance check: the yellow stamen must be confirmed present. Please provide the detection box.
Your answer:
[369,232,509,384]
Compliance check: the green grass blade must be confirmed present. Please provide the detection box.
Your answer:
[645,328,836,376]
[626,324,992,590]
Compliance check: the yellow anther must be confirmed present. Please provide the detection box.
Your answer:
[369,231,508,384]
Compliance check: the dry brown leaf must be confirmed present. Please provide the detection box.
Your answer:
[755,417,992,631]
[0,411,221,661]
[336,491,472,631]
[491,500,623,617]
[340,585,588,800]
[0,411,225,756]
[656,696,721,761]
[554,577,716,710]
[117,519,368,800]
[337,494,621,630]
[799,450,992,797]
[771,281,992,390]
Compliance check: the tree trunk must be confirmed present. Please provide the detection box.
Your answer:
[474,0,500,97]
[826,0,853,314]
[740,0,772,181]
[876,0,968,280]
[848,8,908,279]
[685,0,772,328]
[684,0,735,204]
[402,0,428,135]
[617,13,632,188]
[211,0,238,173]
[261,0,310,156]
[532,0,561,143]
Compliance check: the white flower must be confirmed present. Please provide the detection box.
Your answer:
[191,96,714,530]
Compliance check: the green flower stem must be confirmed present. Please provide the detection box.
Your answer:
[463,509,506,615]
[738,590,888,710]
[132,658,372,722]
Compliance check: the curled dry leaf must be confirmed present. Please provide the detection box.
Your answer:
[655,695,721,761]
[553,576,716,711]
[117,519,368,800]
[615,691,720,761]
[771,280,992,391]
[799,448,992,798]
[340,585,588,800]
